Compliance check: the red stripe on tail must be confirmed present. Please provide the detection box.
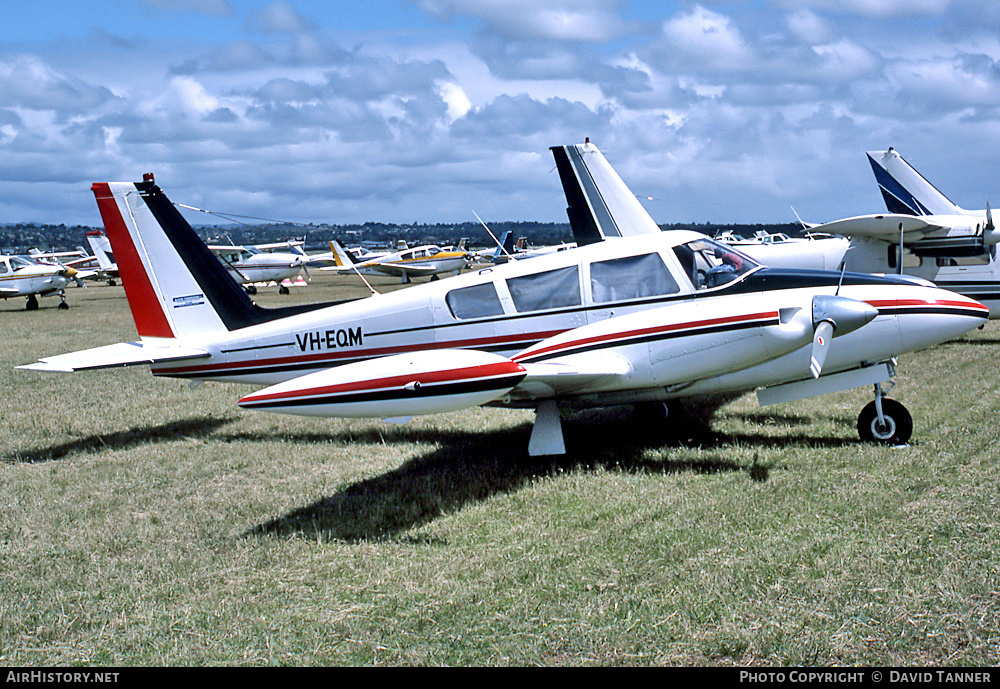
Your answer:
[91,183,174,338]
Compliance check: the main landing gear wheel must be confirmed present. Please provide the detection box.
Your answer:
[857,397,912,445]
[25,295,39,311]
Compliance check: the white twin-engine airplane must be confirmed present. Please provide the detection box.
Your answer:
[19,173,988,455]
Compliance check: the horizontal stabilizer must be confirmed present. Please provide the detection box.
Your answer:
[18,341,210,372]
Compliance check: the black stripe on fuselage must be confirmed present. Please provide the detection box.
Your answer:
[135,181,344,330]
[517,315,780,364]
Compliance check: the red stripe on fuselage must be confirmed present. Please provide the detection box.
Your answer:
[512,310,780,363]
[241,361,525,404]
[91,183,174,338]
[865,297,989,313]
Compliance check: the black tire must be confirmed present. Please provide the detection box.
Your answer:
[857,398,913,445]
[25,296,39,311]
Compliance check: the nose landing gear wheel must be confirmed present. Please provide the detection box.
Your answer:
[858,398,912,445]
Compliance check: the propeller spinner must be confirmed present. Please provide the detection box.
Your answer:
[809,295,879,378]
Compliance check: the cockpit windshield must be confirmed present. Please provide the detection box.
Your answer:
[672,238,759,290]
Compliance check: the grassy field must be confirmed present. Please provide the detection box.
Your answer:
[1,273,998,666]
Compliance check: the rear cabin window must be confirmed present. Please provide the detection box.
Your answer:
[445,282,505,319]
[506,265,582,313]
[590,253,679,303]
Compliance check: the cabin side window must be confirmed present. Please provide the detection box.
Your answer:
[506,265,582,313]
[590,253,679,303]
[445,282,505,320]
[673,238,757,289]
[0,261,8,274]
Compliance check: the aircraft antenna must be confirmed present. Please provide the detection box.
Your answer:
[337,242,380,296]
[473,211,513,259]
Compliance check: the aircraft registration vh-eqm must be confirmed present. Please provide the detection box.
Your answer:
[19,170,988,455]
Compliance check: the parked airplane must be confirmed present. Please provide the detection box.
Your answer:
[0,253,81,310]
[20,174,987,456]
[552,141,1000,317]
[786,150,1000,316]
[209,243,308,294]
[322,239,469,283]
[27,246,100,283]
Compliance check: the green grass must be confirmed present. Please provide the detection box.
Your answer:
[1,275,999,665]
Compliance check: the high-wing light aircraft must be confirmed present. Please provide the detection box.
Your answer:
[20,174,987,456]
[209,243,308,294]
[0,254,82,310]
[553,141,1000,317]
[783,150,1000,315]
[322,239,469,283]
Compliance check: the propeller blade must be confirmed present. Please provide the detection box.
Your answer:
[809,320,834,378]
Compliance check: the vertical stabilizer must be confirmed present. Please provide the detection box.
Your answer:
[85,231,116,273]
[867,149,963,216]
[92,177,326,339]
[550,142,662,245]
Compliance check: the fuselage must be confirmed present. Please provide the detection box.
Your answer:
[150,231,987,407]
[0,255,70,297]
[211,246,305,284]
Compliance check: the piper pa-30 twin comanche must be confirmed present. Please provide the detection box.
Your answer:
[19,173,988,455]
[322,239,470,284]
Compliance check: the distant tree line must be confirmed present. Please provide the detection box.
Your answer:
[2,220,805,255]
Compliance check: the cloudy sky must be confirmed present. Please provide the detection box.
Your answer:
[1,0,999,229]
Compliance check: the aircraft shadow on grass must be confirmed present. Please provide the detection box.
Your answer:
[241,404,860,543]
[3,415,236,464]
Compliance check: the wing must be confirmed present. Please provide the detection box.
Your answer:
[808,213,946,239]
[19,341,210,372]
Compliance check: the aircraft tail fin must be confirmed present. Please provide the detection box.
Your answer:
[85,231,116,272]
[491,230,513,261]
[867,148,964,216]
[92,176,326,339]
[549,141,662,245]
[329,240,359,267]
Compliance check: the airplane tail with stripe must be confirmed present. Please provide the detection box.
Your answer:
[92,175,326,340]
[328,240,359,267]
[867,148,965,217]
[549,141,662,245]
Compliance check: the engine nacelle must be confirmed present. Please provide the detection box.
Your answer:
[238,349,526,418]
